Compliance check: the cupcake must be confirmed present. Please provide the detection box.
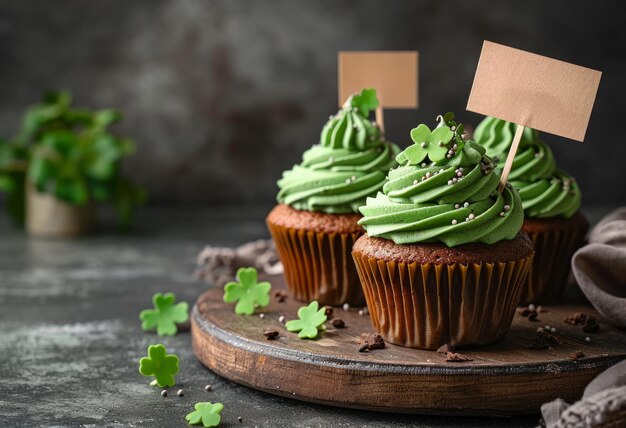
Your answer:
[474,117,589,304]
[352,113,534,349]
[267,89,399,306]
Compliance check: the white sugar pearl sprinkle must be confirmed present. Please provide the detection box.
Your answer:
[161,390,168,397]
[177,389,184,397]
[468,213,475,220]
[342,303,350,311]
[585,337,591,342]
[451,219,458,225]
[278,316,286,323]
[454,204,460,209]
[463,202,469,208]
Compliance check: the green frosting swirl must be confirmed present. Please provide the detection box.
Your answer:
[473,117,581,218]
[358,114,524,247]
[277,89,399,214]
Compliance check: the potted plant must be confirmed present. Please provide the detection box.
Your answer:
[0,91,145,237]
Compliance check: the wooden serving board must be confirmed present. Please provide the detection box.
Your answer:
[191,276,626,416]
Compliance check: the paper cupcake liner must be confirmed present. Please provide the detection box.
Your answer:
[352,253,533,349]
[521,221,588,304]
[267,220,365,306]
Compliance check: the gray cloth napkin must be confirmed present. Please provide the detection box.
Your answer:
[541,208,626,427]
[196,239,282,287]
[541,360,626,427]
[572,207,626,327]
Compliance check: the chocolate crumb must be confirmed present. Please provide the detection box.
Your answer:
[274,290,288,302]
[582,319,600,333]
[437,343,455,354]
[528,310,539,321]
[445,352,473,362]
[330,319,345,328]
[358,333,385,352]
[564,312,590,326]
[263,330,279,340]
[569,351,585,360]
[539,330,562,344]
[324,305,334,319]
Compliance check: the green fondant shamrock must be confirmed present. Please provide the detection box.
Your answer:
[285,300,327,339]
[402,123,454,165]
[351,88,379,116]
[185,402,224,427]
[223,267,271,315]
[140,292,189,336]
[138,344,179,387]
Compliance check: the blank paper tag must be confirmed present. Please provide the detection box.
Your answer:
[467,41,601,142]
[338,51,418,108]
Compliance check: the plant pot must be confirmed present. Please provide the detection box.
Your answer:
[26,183,94,238]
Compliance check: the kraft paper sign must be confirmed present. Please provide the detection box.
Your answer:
[338,51,418,108]
[467,41,601,142]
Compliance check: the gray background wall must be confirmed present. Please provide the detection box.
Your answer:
[0,0,624,207]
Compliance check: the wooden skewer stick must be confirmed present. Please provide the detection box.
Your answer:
[498,123,525,192]
[375,105,385,135]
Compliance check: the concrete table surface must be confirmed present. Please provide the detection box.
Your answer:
[3,205,612,427]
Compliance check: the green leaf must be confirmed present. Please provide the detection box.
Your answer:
[84,135,123,180]
[0,175,13,192]
[139,292,189,336]
[285,301,327,339]
[54,176,89,205]
[223,267,271,315]
[93,109,122,130]
[185,402,224,427]
[19,91,72,144]
[0,170,26,225]
[28,157,55,191]
[138,344,179,387]
[351,88,379,116]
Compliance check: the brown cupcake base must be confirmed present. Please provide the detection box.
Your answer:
[266,204,365,306]
[520,211,589,304]
[352,233,534,350]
